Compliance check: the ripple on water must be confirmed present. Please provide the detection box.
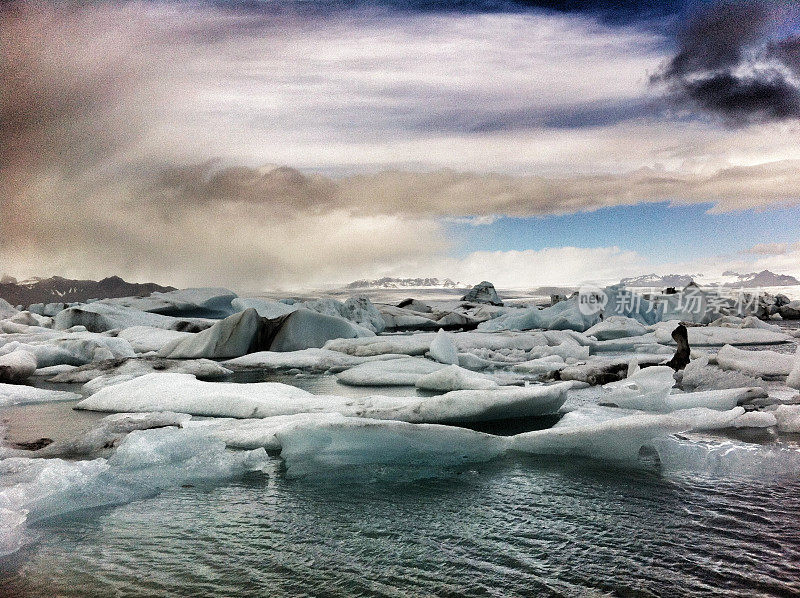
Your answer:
[2,457,800,598]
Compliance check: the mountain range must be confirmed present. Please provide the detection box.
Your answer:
[0,275,175,307]
[345,277,465,290]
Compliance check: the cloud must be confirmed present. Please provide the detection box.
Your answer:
[652,0,800,124]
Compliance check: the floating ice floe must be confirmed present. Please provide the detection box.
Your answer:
[0,328,138,366]
[679,355,766,391]
[715,344,794,378]
[116,326,195,353]
[0,383,81,407]
[0,350,37,383]
[461,281,503,306]
[277,417,508,478]
[786,346,800,390]
[48,357,232,393]
[54,302,212,333]
[414,364,498,391]
[0,427,267,557]
[428,330,459,365]
[376,305,440,331]
[601,365,765,412]
[772,404,800,433]
[103,287,238,318]
[6,311,53,328]
[301,296,386,334]
[230,297,298,319]
[511,355,567,375]
[653,321,790,346]
[584,316,648,340]
[336,357,443,386]
[223,348,405,372]
[75,373,571,423]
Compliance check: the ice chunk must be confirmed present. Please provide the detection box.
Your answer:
[716,344,793,378]
[585,316,648,340]
[0,427,267,557]
[48,357,232,393]
[652,435,800,478]
[786,346,800,390]
[157,309,263,359]
[223,348,404,372]
[7,311,52,328]
[325,334,432,357]
[679,355,766,391]
[600,365,763,411]
[511,355,567,375]
[377,305,439,331]
[601,366,675,411]
[0,350,37,383]
[278,417,508,478]
[53,302,211,333]
[730,410,777,428]
[75,373,570,423]
[336,357,443,386]
[103,287,237,318]
[428,330,459,365]
[231,297,298,319]
[188,413,347,451]
[117,326,194,353]
[653,321,790,346]
[0,298,18,319]
[0,383,80,407]
[773,405,800,433]
[512,411,687,462]
[414,364,498,391]
[461,281,503,306]
[268,308,375,352]
[25,411,192,458]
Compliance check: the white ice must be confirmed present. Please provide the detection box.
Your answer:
[0,427,267,557]
[414,364,499,391]
[0,383,80,407]
[716,344,794,378]
[0,350,37,383]
[75,373,570,423]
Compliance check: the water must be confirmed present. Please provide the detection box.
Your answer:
[2,457,799,597]
[2,324,800,596]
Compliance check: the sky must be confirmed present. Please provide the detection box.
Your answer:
[1,0,800,291]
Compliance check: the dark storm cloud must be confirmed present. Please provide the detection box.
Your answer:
[653,0,800,124]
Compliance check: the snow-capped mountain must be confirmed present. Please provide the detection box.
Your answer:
[720,270,800,288]
[345,277,465,290]
[619,273,699,288]
[0,275,175,307]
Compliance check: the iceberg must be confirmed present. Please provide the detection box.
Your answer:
[278,417,508,479]
[48,357,232,393]
[157,308,263,359]
[336,357,443,386]
[103,287,238,318]
[653,321,790,346]
[585,316,648,340]
[0,383,80,407]
[716,344,794,378]
[0,350,37,383]
[0,427,267,557]
[223,348,404,372]
[414,364,498,391]
[75,373,570,423]
[268,308,375,352]
[53,302,212,333]
[786,346,800,390]
[601,365,764,411]
[116,326,195,353]
[679,355,766,391]
[428,330,459,365]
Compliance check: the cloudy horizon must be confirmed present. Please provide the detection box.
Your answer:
[2,0,800,292]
